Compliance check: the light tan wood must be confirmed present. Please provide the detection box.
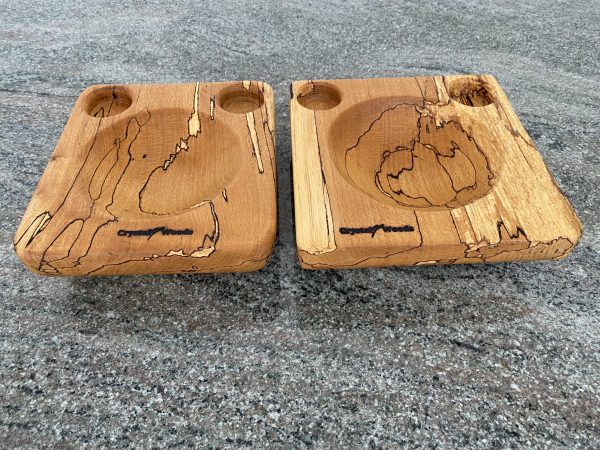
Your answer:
[290,74,582,269]
[15,81,277,275]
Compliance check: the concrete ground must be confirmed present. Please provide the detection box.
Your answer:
[1,0,599,447]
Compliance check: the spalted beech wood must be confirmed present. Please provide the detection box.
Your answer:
[15,81,277,275]
[290,75,581,269]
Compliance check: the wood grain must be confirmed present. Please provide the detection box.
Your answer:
[15,81,277,275]
[290,75,582,269]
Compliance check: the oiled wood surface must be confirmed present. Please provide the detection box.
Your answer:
[14,81,277,275]
[291,75,582,269]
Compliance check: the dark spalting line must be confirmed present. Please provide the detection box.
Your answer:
[88,138,121,200]
[414,78,427,107]
[343,102,419,168]
[42,218,83,263]
[300,235,574,269]
[348,100,493,208]
[105,87,117,117]
[296,80,316,102]
[299,212,424,269]
[25,215,50,247]
[106,114,150,214]
[38,111,151,274]
[82,200,219,276]
[79,115,151,264]
[184,246,274,273]
[52,218,117,272]
[346,82,492,207]
[436,142,477,192]
[139,83,202,215]
[427,117,493,187]
[43,93,109,220]
[312,108,335,245]
[380,146,434,206]
[23,87,137,254]
[435,151,477,195]
[421,116,494,208]
[497,220,527,241]
[257,82,276,187]
[246,111,264,175]
[45,219,84,263]
[202,201,220,248]
[468,236,574,263]
[414,77,444,107]
[14,211,49,247]
[46,113,150,270]
[377,144,428,204]
[310,76,574,267]
[548,237,575,258]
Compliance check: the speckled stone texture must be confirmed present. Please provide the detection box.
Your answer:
[1,0,599,447]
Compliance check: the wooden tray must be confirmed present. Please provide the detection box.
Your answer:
[291,74,582,269]
[15,81,277,275]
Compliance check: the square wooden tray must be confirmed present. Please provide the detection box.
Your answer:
[15,81,277,275]
[290,74,582,269]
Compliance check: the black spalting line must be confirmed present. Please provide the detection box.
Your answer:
[83,200,221,276]
[257,81,276,186]
[299,212,424,269]
[40,110,150,274]
[343,102,418,168]
[376,107,494,209]
[14,211,50,247]
[312,108,335,247]
[138,84,201,214]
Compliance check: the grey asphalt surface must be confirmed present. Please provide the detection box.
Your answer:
[1,0,599,447]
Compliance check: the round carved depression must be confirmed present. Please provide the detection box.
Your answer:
[86,108,243,217]
[82,85,133,118]
[329,98,496,210]
[447,77,496,107]
[217,84,264,114]
[296,82,341,110]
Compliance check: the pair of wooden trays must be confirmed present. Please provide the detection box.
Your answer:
[14,75,582,275]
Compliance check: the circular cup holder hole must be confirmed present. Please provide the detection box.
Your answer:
[448,77,495,107]
[217,84,264,114]
[83,85,133,117]
[296,82,341,110]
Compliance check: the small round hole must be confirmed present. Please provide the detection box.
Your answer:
[447,77,495,107]
[83,85,133,117]
[296,82,341,110]
[217,84,264,114]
